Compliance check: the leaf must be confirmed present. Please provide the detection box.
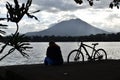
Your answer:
[19,51,29,58]
[30,10,41,14]
[0,30,6,35]
[8,48,15,54]
[109,2,113,9]
[6,2,13,10]
[19,43,30,47]
[89,1,93,6]
[21,3,25,10]
[26,0,32,7]
[21,46,33,50]
[26,13,39,21]
[74,0,83,4]
[6,12,9,22]
[0,24,8,27]
[117,5,119,9]
[0,18,7,20]
[14,0,19,9]
[0,48,15,61]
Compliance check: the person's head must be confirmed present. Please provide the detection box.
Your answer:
[49,41,55,46]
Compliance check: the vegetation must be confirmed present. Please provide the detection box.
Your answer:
[0,0,39,60]
[0,18,8,36]
[1,32,120,42]
[74,0,120,9]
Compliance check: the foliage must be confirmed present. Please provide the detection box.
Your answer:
[0,18,8,36]
[9,33,32,57]
[109,0,120,9]
[0,33,32,61]
[74,0,120,9]
[0,0,39,60]
[6,0,39,23]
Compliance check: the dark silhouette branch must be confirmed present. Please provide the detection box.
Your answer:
[74,0,120,9]
[0,48,15,61]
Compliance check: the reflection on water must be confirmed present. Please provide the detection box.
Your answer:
[0,42,120,66]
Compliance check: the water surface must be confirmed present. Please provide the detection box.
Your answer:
[0,42,120,66]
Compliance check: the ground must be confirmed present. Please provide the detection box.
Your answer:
[0,59,120,80]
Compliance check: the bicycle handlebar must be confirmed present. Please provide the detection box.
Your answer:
[92,43,99,46]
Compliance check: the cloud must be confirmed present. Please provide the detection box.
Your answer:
[106,14,120,22]
[31,0,114,12]
[92,0,112,8]
[0,0,114,13]
[0,0,120,35]
[32,0,78,12]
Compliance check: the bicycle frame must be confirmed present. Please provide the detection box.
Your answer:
[67,42,107,63]
[78,42,97,59]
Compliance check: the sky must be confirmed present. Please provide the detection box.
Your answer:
[0,0,120,35]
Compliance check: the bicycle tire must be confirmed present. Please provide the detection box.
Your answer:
[93,49,107,60]
[67,49,84,63]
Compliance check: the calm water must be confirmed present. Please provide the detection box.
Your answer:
[0,42,120,66]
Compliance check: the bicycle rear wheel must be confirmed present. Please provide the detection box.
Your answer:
[94,49,107,60]
[67,50,84,63]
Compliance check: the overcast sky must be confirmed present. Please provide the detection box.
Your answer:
[0,0,120,35]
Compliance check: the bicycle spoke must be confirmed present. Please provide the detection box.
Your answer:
[67,50,84,63]
[94,49,107,60]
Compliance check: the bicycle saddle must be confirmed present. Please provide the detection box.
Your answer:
[92,43,98,46]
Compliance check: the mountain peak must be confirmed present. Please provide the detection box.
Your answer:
[26,18,108,36]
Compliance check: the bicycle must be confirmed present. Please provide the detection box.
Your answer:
[67,42,107,63]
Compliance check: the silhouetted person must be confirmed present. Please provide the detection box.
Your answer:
[44,41,63,65]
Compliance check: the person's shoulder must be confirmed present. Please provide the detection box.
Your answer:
[56,45,61,50]
[55,44,60,47]
[47,46,51,49]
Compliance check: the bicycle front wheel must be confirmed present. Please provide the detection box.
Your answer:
[94,49,107,60]
[67,50,84,63]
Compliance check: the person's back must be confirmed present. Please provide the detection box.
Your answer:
[44,41,63,65]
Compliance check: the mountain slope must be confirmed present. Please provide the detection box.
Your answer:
[26,18,108,36]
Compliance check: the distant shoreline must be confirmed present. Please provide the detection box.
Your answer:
[2,32,120,42]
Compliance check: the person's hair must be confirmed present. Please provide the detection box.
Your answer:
[49,41,55,46]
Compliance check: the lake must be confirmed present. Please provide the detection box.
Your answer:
[0,42,120,66]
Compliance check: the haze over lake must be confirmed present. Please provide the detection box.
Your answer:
[0,42,120,66]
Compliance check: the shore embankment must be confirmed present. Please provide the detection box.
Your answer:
[0,60,120,80]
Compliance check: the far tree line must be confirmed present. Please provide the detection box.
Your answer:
[1,32,120,42]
